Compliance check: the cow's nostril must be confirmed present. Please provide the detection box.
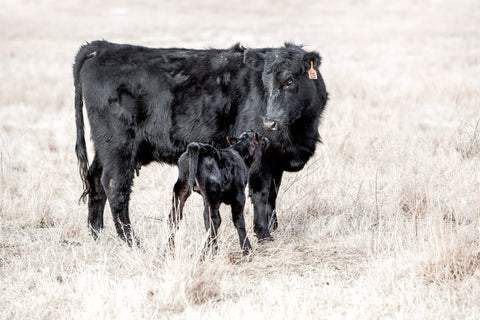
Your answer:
[263,120,277,131]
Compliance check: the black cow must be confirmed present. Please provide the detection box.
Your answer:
[74,41,327,245]
[169,130,269,255]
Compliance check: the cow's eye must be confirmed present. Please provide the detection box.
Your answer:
[283,78,294,89]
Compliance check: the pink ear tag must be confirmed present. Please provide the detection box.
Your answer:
[308,61,317,80]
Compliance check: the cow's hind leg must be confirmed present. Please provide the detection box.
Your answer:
[87,155,107,240]
[231,197,252,255]
[101,154,137,246]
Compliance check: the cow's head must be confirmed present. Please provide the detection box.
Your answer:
[243,44,322,131]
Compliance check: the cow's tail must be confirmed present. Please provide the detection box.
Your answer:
[73,43,96,203]
[187,144,200,194]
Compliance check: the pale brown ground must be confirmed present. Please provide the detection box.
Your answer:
[1,0,479,319]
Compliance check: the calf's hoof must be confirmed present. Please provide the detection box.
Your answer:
[126,237,143,249]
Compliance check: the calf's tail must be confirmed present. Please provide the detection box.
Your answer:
[73,43,96,202]
[187,144,200,194]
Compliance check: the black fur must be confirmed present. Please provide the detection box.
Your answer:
[169,130,269,255]
[73,41,328,244]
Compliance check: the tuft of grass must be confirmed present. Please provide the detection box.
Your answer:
[455,120,480,159]
[424,246,480,284]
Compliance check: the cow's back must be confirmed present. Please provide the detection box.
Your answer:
[76,41,257,165]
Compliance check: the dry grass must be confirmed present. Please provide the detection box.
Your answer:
[1,0,480,318]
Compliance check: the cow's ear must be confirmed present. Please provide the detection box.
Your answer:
[303,51,321,72]
[227,136,237,145]
[263,137,270,149]
[244,50,265,71]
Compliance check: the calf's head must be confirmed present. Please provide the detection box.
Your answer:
[243,44,322,131]
[253,136,270,163]
[227,130,269,168]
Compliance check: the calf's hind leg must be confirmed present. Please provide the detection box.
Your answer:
[168,178,191,249]
[202,199,221,257]
[231,198,252,255]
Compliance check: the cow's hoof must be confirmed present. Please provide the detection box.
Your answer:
[257,236,274,244]
[269,220,278,232]
[268,212,279,231]
[228,251,254,264]
[89,227,102,241]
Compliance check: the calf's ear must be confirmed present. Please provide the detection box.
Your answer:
[253,132,259,143]
[244,50,265,71]
[227,136,237,145]
[303,51,321,72]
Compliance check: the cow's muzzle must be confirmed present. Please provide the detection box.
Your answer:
[263,118,278,131]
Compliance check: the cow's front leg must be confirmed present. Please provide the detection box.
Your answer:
[249,159,273,242]
[266,169,283,231]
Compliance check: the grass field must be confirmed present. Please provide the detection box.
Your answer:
[1,0,479,318]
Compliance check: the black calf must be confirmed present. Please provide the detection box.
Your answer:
[169,130,269,255]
